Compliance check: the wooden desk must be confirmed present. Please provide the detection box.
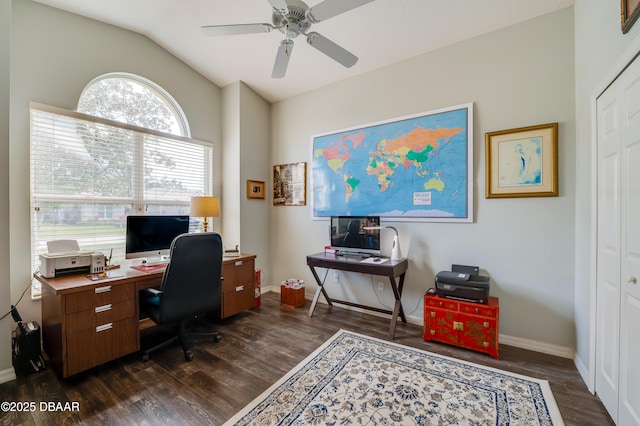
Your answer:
[37,254,256,378]
[306,253,409,340]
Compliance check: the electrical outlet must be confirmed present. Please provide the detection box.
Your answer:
[334,272,340,283]
[377,282,384,292]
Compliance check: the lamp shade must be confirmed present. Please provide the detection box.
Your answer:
[190,196,220,232]
[190,196,220,218]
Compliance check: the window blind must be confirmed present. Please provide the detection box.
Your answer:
[30,103,213,293]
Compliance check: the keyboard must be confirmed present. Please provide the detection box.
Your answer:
[142,257,170,266]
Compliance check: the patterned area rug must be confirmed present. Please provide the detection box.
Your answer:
[225,330,564,425]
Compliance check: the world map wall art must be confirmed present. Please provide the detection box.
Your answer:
[311,103,473,222]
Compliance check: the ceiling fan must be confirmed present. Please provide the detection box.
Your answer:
[201,0,376,78]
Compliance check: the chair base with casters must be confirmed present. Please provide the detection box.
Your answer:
[141,317,222,362]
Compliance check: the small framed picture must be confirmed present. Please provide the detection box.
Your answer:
[247,180,265,199]
[622,0,640,33]
[485,123,558,198]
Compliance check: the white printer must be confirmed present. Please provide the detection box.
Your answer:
[39,251,105,278]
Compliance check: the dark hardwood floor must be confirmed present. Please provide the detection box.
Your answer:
[0,292,613,425]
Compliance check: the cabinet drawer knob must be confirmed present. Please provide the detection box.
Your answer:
[430,330,435,335]
[430,311,436,317]
[483,321,490,328]
[439,302,443,307]
[235,285,245,292]
[96,323,113,332]
[95,304,112,313]
[95,285,111,294]
[475,308,480,314]
[483,341,489,348]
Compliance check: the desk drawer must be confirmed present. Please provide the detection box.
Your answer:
[222,259,254,292]
[424,297,458,311]
[66,317,138,376]
[459,303,497,318]
[65,283,134,314]
[66,299,135,333]
[222,283,255,318]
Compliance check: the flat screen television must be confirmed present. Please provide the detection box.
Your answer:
[125,215,190,260]
[330,216,381,256]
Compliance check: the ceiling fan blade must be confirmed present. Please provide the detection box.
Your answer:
[272,39,294,78]
[306,0,376,23]
[201,23,274,37]
[306,32,357,68]
[268,0,289,13]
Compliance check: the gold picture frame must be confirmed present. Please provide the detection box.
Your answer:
[485,123,558,198]
[622,0,640,33]
[273,162,307,206]
[247,180,265,199]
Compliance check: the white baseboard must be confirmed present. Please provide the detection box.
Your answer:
[496,334,574,359]
[263,287,575,359]
[0,366,16,384]
[573,353,593,393]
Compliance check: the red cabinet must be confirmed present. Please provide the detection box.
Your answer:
[423,293,499,359]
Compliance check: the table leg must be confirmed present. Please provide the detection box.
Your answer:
[307,266,332,318]
[387,273,407,339]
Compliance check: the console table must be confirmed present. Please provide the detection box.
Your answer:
[37,254,256,378]
[306,253,409,340]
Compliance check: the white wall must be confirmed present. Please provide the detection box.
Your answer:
[271,8,576,353]
[573,1,640,388]
[221,82,271,277]
[9,0,222,327]
[0,0,15,383]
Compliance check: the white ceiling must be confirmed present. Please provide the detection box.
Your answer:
[33,0,574,103]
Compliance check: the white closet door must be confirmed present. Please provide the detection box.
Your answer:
[596,80,622,421]
[596,52,640,426]
[618,68,640,426]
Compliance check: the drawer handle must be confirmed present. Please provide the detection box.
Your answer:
[453,321,464,331]
[475,308,480,314]
[96,323,113,332]
[430,330,435,335]
[439,302,443,307]
[234,261,243,266]
[95,285,112,294]
[235,285,245,292]
[483,341,489,348]
[430,312,436,317]
[483,321,490,328]
[95,304,112,313]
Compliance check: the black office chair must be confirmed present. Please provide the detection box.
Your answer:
[139,232,223,361]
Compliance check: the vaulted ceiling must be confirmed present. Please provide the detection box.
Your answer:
[33,0,574,102]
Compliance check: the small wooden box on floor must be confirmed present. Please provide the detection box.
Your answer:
[281,286,306,308]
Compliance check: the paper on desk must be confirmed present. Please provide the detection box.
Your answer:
[47,239,79,253]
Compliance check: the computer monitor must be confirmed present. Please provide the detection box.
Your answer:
[125,215,190,260]
[330,216,381,256]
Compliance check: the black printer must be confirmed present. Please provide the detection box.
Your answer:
[434,264,490,304]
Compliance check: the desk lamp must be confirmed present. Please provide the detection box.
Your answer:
[190,196,220,232]
[364,225,402,261]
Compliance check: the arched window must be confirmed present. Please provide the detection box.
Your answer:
[77,73,190,137]
[30,74,213,288]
